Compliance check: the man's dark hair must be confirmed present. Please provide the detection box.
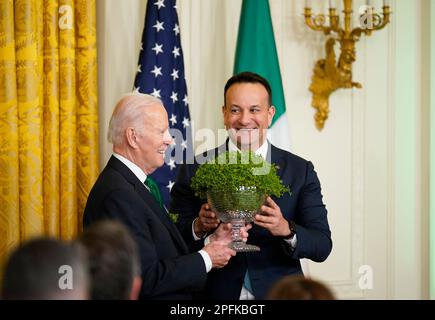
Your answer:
[224,71,272,106]
[79,219,140,300]
[1,237,89,299]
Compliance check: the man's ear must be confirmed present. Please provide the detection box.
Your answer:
[125,127,138,148]
[268,106,276,127]
[222,105,229,128]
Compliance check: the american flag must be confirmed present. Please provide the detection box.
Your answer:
[134,0,192,208]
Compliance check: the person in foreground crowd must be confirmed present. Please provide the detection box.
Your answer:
[78,219,142,300]
[1,237,89,300]
[267,275,335,300]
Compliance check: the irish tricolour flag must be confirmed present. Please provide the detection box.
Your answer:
[234,0,290,151]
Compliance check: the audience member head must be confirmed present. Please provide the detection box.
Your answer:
[1,237,89,300]
[267,275,335,300]
[78,219,142,300]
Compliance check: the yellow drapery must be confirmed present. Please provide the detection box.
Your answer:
[0,0,99,265]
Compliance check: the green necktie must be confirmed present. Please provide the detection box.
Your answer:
[144,176,164,210]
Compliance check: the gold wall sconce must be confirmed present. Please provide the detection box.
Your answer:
[304,0,391,130]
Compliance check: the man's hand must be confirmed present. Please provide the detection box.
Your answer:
[193,203,220,237]
[210,222,252,244]
[203,241,236,269]
[254,196,290,237]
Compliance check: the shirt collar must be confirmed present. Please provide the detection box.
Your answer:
[227,139,269,159]
[113,153,147,183]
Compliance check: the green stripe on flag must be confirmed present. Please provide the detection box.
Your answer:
[234,0,286,125]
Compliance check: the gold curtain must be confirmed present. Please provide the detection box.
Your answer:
[0,0,99,265]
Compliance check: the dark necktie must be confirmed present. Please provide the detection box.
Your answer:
[144,176,164,210]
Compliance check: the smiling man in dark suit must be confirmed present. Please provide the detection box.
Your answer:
[170,72,333,300]
[83,93,239,300]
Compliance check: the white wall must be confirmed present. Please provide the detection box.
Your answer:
[96,0,429,299]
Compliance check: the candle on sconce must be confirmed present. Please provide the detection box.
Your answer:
[305,0,312,8]
[329,0,334,8]
[383,0,390,6]
[366,0,372,5]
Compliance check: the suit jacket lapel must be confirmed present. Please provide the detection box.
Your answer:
[139,184,189,254]
[108,156,189,253]
[270,144,286,178]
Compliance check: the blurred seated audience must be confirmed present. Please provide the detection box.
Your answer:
[267,275,335,300]
[1,237,89,299]
[77,219,142,300]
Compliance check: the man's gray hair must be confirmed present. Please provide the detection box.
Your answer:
[108,92,163,147]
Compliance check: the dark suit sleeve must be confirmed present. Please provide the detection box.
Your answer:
[170,164,205,244]
[289,161,332,262]
[102,188,207,297]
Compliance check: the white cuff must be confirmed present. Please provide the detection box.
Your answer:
[283,234,297,249]
[192,218,206,240]
[198,250,212,273]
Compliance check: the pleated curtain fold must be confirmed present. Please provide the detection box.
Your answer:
[0,0,99,266]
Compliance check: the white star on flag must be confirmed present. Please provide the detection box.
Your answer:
[173,24,180,36]
[167,158,176,170]
[154,0,165,10]
[152,43,164,55]
[169,114,177,126]
[153,20,165,32]
[172,46,180,58]
[181,140,187,150]
[166,180,174,191]
[183,94,188,106]
[171,69,179,80]
[182,117,190,128]
[151,88,161,98]
[170,92,178,103]
[151,66,162,77]
[137,65,142,73]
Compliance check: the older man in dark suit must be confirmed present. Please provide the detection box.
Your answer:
[170,72,332,300]
[83,93,240,300]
